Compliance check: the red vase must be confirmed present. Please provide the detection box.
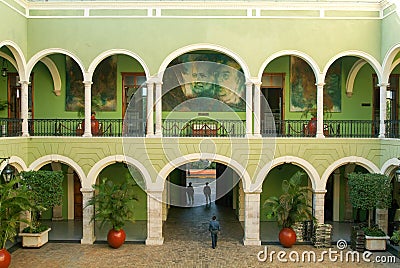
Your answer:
[307,117,317,137]
[107,228,126,249]
[0,248,11,268]
[279,228,296,248]
[91,118,99,136]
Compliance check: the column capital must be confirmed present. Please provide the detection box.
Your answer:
[245,80,253,86]
[83,81,93,86]
[378,83,390,87]
[244,190,262,194]
[313,189,327,194]
[249,77,261,86]
[315,82,325,87]
[80,187,94,193]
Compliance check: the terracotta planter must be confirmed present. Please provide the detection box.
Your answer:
[107,228,126,249]
[0,248,11,268]
[279,227,297,248]
[307,117,317,137]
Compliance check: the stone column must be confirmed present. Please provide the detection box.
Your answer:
[378,83,389,138]
[154,80,163,137]
[146,81,154,137]
[238,181,245,221]
[20,80,30,137]
[333,169,341,221]
[81,187,95,244]
[316,82,325,138]
[313,190,326,224]
[146,190,164,245]
[67,171,74,220]
[252,79,262,137]
[83,81,93,137]
[375,209,388,234]
[243,191,261,246]
[245,81,253,137]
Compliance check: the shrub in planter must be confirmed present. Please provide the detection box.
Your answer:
[391,230,400,245]
[19,170,63,233]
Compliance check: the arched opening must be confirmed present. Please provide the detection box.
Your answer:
[93,162,147,242]
[35,162,84,242]
[162,51,246,137]
[260,163,313,243]
[162,160,244,244]
[324,163,369,241]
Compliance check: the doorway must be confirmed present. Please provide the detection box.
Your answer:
[261,73,284,135]
[73,173,83,220]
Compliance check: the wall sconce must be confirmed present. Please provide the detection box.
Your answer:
[1,59,8,78]
[0,157,14,183]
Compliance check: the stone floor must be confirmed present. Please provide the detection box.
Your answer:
[9,204,400,267]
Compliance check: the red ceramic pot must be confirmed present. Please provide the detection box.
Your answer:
[0,248,11,268]
[107,228,126,249]
[279,227,296,248]
[307,117,317,137]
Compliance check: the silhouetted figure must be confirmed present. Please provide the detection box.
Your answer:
[209,215,220,249]
[203,182,211,205]
[186,182,194,205]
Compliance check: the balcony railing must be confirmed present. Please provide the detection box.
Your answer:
[162,119,245,137]
[0,118,23,137]
[0,118,393,139]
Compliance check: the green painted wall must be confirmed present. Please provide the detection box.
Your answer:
[260,164,307,221]
[26,17,381,75]
[0,2,27,56]
[98,162,147,220]
[381,10,400,61]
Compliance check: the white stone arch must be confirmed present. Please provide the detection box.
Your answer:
[0,156,27,174]
[257,50,321,82]
[88,49,150,80]
[158,43,251,80]
[322,50,382,83]
[0,40,27,80]
[254,156,320,192]
[26,48,85,80]
[155,153,251,192]
[381,158,400,180]
[28,154,86,186]
[320,156,380,190]
[86,155,151,189]
[382,43,400,84]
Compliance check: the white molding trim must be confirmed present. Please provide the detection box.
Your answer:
[382,43,400,82]
[158,43,250,79]
[40,56,62,96]
[156,153,251,192]
[346,59,367,97]
[0,40,27,80]
[88,49,150,79]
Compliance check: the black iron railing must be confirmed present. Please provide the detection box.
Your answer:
[162,119,245,137]
[0,118,22,137]
[262,119,379,138]
[0,118,396,138]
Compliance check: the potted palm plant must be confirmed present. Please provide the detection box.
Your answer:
[18,170,64,247]
[264,171,313,247]
[0,178,33,268]
[348,172,392,251]
[87,177,138,248]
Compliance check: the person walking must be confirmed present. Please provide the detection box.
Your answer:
[203,182,211,205]
[208,215,220,249]
[186,182,194,205]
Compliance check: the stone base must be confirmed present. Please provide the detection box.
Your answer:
[243,239,261,246]
[146,237,164,245]
[81,235,96,244]
[365,235,389,251]
[19,228,51,248]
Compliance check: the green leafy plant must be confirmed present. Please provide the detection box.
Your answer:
[87,178,138,231]
[391,230,400,244]
[348,173,392,229]
[264,171,314,228]
[20,170,64,233]
[0,178,34,248]
[361,224,386,237]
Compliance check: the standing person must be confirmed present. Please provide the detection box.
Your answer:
[203,182,211,205]
[208,215,220,249]
[186,182,194,205]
